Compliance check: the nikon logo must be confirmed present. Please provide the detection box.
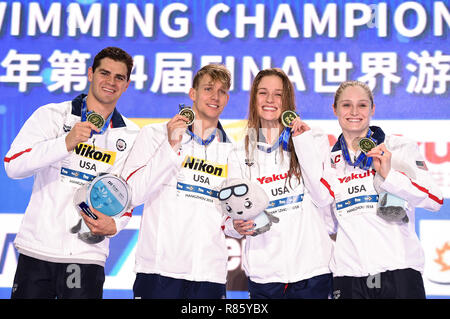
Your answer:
[182,156,227,177]
[74,143,116,164]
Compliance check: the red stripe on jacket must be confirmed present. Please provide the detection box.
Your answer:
[4,148,32,163]
[122,209,133,218]
[320,178,335,199]
[399,171,443,205]
[125,165,146,182]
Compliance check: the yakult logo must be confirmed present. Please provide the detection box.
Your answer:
[338,169,376,184]
[256,172,289,184]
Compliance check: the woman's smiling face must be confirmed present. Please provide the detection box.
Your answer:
[255,75,284,127]
[333,85,375,136]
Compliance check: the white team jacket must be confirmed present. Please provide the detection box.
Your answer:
[320,126,443,277]
[223,128,333,284]
[4,94,139,266]
[122,121,234,284]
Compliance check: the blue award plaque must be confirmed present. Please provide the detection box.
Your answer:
[86,173,131,217]
[71,173,131,244]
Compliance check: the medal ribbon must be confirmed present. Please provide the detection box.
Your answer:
[257,127,291,153]
[187,127,217,146]
[339,128,376,170]
[81,98,113,136]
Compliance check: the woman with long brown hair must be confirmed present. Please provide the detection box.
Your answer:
[223,68,333,298]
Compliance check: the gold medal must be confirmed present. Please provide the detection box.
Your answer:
[281,110,298,127]
[179,106,195,125]
[86,112,105,130]
[359,137,376,153]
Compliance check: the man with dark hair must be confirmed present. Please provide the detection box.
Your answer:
[4,47,139,299]
[123,64,233,299]
[92,46,134,81]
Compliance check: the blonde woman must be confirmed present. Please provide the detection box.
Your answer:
[321,80,443,299]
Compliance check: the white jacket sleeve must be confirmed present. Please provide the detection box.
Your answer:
[293,127,335,207]
[121,123,182,208]
[107,132,139,238]
[316,204,338,236]
[4,105,70,179]
[379,137,443,212]
[107,212,132,238]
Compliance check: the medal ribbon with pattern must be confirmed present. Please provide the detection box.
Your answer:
[257,127,291,153]
[339,128,377,170]
[81,98,113,136]
[187,127,217,146]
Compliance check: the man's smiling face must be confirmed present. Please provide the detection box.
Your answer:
[87,57,130,108]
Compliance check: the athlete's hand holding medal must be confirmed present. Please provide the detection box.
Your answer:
[350,136,392,179]
[65,106,108,152]
[167,104,195,150]
[65,121,100,152]
[365,143,391,179]
[281,110,310,137]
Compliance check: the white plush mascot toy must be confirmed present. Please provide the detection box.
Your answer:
[218,178,279,236]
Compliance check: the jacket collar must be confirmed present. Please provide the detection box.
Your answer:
[217,121,231,143]
[187,120,231,144]
[71,94,126,128]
